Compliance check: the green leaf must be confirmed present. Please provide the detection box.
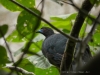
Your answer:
[6,30,28,42]
[34,66,59,75]
[79,23,87,38]
[13,35,44,56]
[0,45,8,67]
[49,13,77,33]
[17,8,40,39]
[18,58,35,72]
[85,15,95,25]
[18,58,59,75]
[51,20,72,32]
[93,33,100,45]
[89,0,100,6]
[13,33,44,56]
[0,0,35,11]
[89,25,100,46]
[50,13,77,21]
[29,34,45,53]
[29,40,43,53]
[27,51,52,69]
[0,24,8,38]
[89,34,100,47]
[14,40,43,56]
[96,25,100,33]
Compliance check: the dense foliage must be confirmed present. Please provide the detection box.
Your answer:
[0,0,100,75]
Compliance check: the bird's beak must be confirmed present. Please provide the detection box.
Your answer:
[36,29,42,33]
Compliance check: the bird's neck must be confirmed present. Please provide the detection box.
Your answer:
[44,32,54,38]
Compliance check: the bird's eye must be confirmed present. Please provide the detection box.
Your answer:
[42,28,46,32]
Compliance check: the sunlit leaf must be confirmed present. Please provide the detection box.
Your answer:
[51,20,72,32]
[27,51,52,69]
[34,66,59,75]
[17,8,40,39]
[85,15,95,25]
[14,39,43,56]
[18,58,35,72]
[79,23,87,38]
[0,0,35,11]
[93,33,100,45]
[18,57,59,75]
[29,40,43,53]
[50,13,77,21]
[49,13,77,33]
[6,30,28,42]
[89,33,100,47]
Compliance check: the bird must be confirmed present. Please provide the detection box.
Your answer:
[36,27,92,70]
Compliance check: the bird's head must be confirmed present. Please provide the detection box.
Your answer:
[36,27,54,37]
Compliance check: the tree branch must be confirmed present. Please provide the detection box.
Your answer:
[0,26,20,75]
[60,0,95,73]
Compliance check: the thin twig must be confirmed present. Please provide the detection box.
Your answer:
[0,29,14,63]
[6,66,35,75]
[0,26,20,75]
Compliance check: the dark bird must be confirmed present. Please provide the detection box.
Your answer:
[36,27,92,70]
